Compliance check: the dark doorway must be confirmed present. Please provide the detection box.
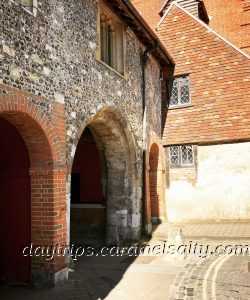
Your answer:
[0,118,31,283]
[70,127,106,245]
[149,144,160,225]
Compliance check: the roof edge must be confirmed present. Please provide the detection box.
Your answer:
[106,0,175,65]
[156,1,250,60]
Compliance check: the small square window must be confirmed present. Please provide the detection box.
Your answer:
[168,75,190,107]
[99,11,125,75]
[169,145,194,167]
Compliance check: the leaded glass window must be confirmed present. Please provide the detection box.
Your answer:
[169,75,190,107]
[180,145,194,164]
[169,146,179,164]
[169,145,194,166]
[169,79,178,106]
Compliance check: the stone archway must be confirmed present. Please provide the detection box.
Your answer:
[70,126,107,245]
[68,105,140,245]
[0,92,67,286]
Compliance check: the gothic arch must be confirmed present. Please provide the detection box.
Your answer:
[68,104,141,244]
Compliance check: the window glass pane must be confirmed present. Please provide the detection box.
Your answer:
[169,79,178,106]
[187,146,194,164]
[180,76,190,104]
[169,146,179,164]
[181,145,193,164]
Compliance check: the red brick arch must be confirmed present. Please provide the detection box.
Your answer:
[146,136,166,232]
[0,88,67,286]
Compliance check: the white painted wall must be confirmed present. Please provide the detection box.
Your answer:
[166,142,250,222]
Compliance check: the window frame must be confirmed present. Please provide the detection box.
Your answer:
[97,2,126,77]
[168,74,191,108]
[168,145,195,168]
[16,0,38,17]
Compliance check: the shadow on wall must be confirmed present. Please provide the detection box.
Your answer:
[0,110,163,299]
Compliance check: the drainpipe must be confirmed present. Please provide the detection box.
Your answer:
[141,43,158,236]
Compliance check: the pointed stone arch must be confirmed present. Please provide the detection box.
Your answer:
[68,104,141,244]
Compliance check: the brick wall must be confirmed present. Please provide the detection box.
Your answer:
[0,86,67,285]
[158,4,250,146]
[131,0,165,29]
[203,0,250,54]
[169,167,196,185]
[145,137,166,229]
[132,0,250,53]
[157,3,250,222]
[70,206,106,243]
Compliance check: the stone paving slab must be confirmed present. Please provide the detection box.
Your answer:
[153,222,250,240]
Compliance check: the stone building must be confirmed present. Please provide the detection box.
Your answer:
[132,0,250,222]
[1,0,249,289]
[0,0,173,286]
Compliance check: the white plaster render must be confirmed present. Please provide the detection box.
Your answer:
[167,142,250,222]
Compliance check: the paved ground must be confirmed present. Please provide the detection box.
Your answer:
[0,245,187,300]
[153,221,250,240]
[0,222,250,300]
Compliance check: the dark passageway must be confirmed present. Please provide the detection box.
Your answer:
[70,127,106,245]
[0,118,31,283]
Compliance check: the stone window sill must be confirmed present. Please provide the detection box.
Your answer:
[96,57,128,81]
[168,104,194,110]
[170,164,195,169]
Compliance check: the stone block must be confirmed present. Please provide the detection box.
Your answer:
[54,92,65,104]
[10,67,21,78]
[0,44,15,57]
[31,54,44,65]
[31,267,68,287]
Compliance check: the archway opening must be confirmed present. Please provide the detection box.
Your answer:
[149,143,160,225]
[70,127,106,245]
[69,107,140,246]
[0,118,31,283]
